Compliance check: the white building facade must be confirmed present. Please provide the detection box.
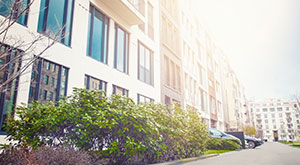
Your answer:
[0,0,160,141]
[251,99,300,141]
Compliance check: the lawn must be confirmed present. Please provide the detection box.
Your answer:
[291,144,300,148]
[204,150,233,155]
[279,141,300,148]
[279,141,294,144]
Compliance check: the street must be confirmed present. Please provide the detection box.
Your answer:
[187,142,300,165]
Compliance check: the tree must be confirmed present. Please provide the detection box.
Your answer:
[242,126,256,136]
[0,0,64,92]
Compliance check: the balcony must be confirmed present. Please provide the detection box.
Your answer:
[101,0,145,25]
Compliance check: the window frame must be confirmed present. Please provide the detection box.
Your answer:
[137,41,153,86]
[137,93,154,103]
[0,44,22,134]
[28,58,69,103]
[0,0,30,26]
[112,84,128,97]
[86,5,110,63]
[114,23,129,74]
[84,74,107,92]
[37,0,75,46]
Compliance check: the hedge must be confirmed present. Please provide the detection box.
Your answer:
[3,88,209,164]
[206,138,241,150]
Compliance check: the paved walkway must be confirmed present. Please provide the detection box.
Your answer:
[187,142,300,165]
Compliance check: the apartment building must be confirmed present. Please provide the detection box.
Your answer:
[159,0,183,106]
[0,0,252,144]
[251,99,300,141]
[222,58,249,131]
[0,0,160,140]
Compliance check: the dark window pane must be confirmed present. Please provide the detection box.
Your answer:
[28,59,68,104]
[138,43,153,85]
[37,0,47,32]
[87,6,109,63]
[0,0,28,25]
[47,0,65,35]
[116,27,125,71]
[63,0,74,45]
[37,0,74,46]
[91,10,103,61]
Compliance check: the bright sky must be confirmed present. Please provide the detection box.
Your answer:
[192,0,300,100]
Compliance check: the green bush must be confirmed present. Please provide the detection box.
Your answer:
[4,88,209,164]
[206,138,240,150]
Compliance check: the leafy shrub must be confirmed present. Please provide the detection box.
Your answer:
[206,138,240,150]
[221,139,240,150]
[4,88,209,164]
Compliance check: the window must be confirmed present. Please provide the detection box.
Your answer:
[176,65,181,92]
[165,95,171,106]
[272,114,275,118]
[84,75,107,92]
[44,75,49,84]
[137,94,153,103]
[265,120,268,123]
[164,55,170,86]
[28,58,68,104]
[277,107,282,111]
[147,2,154,40]
[37,0,74,46]
[86,5,109,63]
[114,24,129,73]
[279,113,283,118]
[171,61,175,89]
[263,108,268,112]
[0,44,21,133]
[256,109,260,112]
[286,107,289,110]
[112,85,128,97]
[46,61,50,70]
[198,64,203,85]
[0,0,29,25]
[264,114,268,118]
[42,90,47,100]
[52,64,56,72]
[210,96,216,114]
[270,108,275,112]
[138,42,153,85]
[200,90,205,111]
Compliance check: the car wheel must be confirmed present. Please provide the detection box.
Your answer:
[247,141,255,149]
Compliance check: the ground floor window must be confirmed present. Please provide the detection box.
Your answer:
[84,75,107,92]
[28,58,68,104]
[0,44,21,133]
[112,85,128,97]
[137,94,153,103]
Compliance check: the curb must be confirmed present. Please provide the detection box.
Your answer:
[153,154,219,165]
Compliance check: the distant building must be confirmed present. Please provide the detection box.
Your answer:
[251,99,300,141]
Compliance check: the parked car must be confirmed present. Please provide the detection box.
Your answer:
[244,136,263,149]
[209,128,242,145]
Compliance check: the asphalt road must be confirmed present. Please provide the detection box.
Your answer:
[187,142,300,165]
